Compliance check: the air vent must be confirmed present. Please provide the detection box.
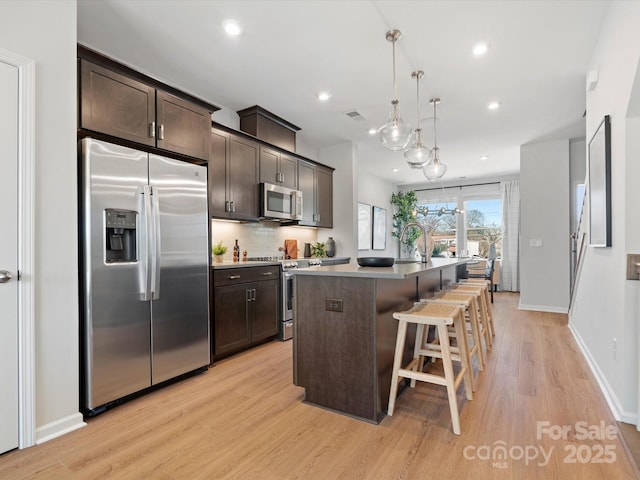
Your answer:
[345,110,366,121]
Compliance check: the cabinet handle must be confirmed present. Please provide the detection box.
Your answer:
[231,201,236,213]
[261,272,273,276]
[149,121,156,138]
[228,274,241,280]
[252,288,256,301]
[225,201,229,212]
[158,124,165,140]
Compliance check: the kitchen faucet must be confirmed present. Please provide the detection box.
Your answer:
[400,222,428,263]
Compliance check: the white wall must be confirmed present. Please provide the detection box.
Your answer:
[357,171,397,258]
[1,1,83,442]
[318,142,357,260]
[520,139,571,312]
[570,1,640,424]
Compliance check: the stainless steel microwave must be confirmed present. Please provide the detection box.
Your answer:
[260,183,303,221]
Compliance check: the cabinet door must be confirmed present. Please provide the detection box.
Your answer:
[80,59,155,147]
[279,153,298,190]
[316,166,333,228]
[250,280,279,341]
[228,135,260,220]
[297,160,317,226]
[209,129,229,218]
[214,284,250,357]
[156,90,211,160]
[259,146,280,185]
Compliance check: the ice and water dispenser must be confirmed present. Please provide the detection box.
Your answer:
[105,209,137,263]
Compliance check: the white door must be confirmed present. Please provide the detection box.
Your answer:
[0,59,19,454]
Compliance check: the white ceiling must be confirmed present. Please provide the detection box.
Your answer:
[77,0,609,186]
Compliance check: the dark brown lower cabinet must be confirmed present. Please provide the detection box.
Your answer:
[212,266,280,361]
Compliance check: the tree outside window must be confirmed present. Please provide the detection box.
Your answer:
[465,199,502,258]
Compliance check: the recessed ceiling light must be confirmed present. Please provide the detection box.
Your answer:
[222,20,243,36]
[392,168,399,173]
[480,155,489,160]
[316,91,332,101]
[368,128,378,135]
[473,43,488,56]
[488,101,501,110]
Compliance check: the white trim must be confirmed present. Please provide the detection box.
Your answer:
[0,47,36,449]
[568,322,637,424]
[35,413,86,445]
[518,303,568,314]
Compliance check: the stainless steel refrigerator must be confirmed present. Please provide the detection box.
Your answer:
[80,138,209,415]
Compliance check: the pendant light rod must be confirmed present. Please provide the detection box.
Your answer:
[412,70,424,131]
[430,97,440,147]
[386,30,402,103]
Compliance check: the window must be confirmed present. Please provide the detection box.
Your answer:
[465,198,502,258]
[416,201,458,257]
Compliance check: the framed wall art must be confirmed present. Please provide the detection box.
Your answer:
[357,202,371,250]
[588,115,611,247]
[372,206,387,250]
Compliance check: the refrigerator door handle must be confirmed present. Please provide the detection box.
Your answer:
[141,185,153,301]
[150,186,162,300]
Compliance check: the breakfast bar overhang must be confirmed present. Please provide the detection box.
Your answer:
[292,258,469,423]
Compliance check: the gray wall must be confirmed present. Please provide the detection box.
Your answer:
[570,1,640,423]
[1,0,83,440]
[520,139,570,312]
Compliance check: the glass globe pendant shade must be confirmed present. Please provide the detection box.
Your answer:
[379,101,412,151]
[423,146,447,180]
[403,128,429,168]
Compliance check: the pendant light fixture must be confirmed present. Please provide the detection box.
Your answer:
[378,29,412,151]
[404,70,429,168]
[423,97,447,180]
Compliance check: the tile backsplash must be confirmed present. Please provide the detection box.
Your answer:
[211,220,319,260]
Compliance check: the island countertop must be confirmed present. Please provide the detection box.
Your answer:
[293,257,470,279]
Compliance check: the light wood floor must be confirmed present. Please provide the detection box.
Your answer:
[1,292,638,479]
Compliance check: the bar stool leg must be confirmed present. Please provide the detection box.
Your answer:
[411,323,426,388]
[453,311,474,400]
[438,323,461,435]
[388,319,408,416]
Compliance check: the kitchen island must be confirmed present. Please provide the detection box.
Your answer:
[293,257,469,423]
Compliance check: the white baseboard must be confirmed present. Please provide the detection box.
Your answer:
[518,303,568,314]
[568,322,637,425]
[35,412,86,445]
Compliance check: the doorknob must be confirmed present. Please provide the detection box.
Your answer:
[0,270,12,283]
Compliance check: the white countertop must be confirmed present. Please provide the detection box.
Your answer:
[293,257,470,279]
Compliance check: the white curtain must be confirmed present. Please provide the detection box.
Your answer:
[501,179,520,291]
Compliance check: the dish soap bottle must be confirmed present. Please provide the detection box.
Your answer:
[233,239,240,262]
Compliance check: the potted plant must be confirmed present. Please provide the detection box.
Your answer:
[390,191,421,258]
[212,241,227,263]
[311,241,326,258]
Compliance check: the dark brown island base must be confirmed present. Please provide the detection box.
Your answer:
[293,258,470,423]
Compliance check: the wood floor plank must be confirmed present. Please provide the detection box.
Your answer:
[0,292,637,479]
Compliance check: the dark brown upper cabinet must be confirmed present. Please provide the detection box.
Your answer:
[80,58,211,161]
[259,146,298,190]
[209,127,260,221]
[297,160,333,228]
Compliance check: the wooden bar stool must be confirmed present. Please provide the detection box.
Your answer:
[454,282,495,339]
[423,291,485,374]
[448,284,495,345]
[388,303,473,435]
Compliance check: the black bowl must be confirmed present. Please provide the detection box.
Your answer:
[357,257,395,267]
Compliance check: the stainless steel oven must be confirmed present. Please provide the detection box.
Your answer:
[279,259,322,340]
[280,268,295,340]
